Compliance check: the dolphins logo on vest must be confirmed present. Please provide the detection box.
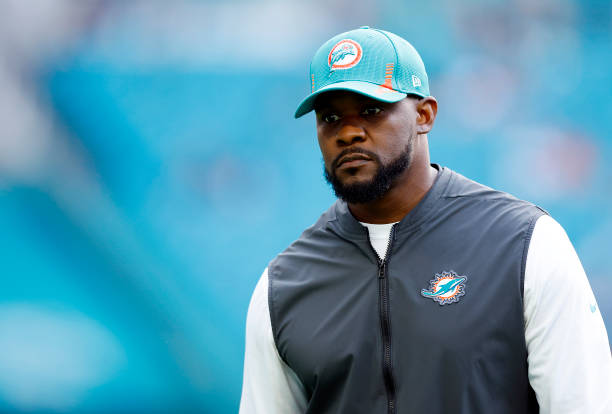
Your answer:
[421,271,468,305]
[328,39,362,70]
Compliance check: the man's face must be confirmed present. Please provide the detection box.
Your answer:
[314,91,419,204]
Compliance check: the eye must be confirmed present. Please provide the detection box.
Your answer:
[362,106,382,116]
[323,113,341,123]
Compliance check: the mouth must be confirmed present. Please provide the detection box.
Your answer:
[336,154,372,169]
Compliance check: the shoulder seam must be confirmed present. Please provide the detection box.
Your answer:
[267,265,281,359]
[267,264,292,367]
[520,212,546,302]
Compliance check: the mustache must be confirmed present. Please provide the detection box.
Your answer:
[332,148,380,170]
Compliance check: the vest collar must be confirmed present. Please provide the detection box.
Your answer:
[328,164,452,240]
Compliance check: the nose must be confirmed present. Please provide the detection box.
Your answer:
[336,123,366,147]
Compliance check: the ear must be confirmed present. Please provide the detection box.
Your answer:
[415,96,438,134]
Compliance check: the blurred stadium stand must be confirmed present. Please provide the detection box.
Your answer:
[0,0,610,412]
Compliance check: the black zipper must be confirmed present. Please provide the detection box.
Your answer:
[366,224,397,414]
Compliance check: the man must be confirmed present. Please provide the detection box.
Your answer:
[239,27,612,413]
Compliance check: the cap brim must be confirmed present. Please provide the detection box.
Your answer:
[294,81,408,118]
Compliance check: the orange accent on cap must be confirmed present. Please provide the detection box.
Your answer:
[311,74,315,92]
[380,63,394,90]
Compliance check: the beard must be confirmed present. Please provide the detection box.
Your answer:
[323,143,412,204]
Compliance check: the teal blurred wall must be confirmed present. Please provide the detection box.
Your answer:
[0,1,610,412]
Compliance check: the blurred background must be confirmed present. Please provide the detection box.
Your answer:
[0,0,610,412]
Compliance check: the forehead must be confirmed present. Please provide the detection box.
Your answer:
[313,91,386,112]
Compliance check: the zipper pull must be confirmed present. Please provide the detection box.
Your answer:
[378,262,385,279]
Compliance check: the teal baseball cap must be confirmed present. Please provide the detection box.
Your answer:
[294,26,430,118]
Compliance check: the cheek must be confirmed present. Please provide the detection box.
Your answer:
[317,137,334,168]
[377,123,414,158]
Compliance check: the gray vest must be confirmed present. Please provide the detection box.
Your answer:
[268,166,546,414]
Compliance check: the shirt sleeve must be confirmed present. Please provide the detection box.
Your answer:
[524,215,612,414]
[239,268,308,414]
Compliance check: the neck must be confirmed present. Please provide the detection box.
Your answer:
[348,139,437,224]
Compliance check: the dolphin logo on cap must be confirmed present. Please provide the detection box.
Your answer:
[328,39,362,70]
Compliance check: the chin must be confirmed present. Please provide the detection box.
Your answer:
[337,164,376,179]
[338,171,375,186]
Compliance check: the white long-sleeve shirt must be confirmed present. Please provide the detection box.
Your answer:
[239,215,612,413]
